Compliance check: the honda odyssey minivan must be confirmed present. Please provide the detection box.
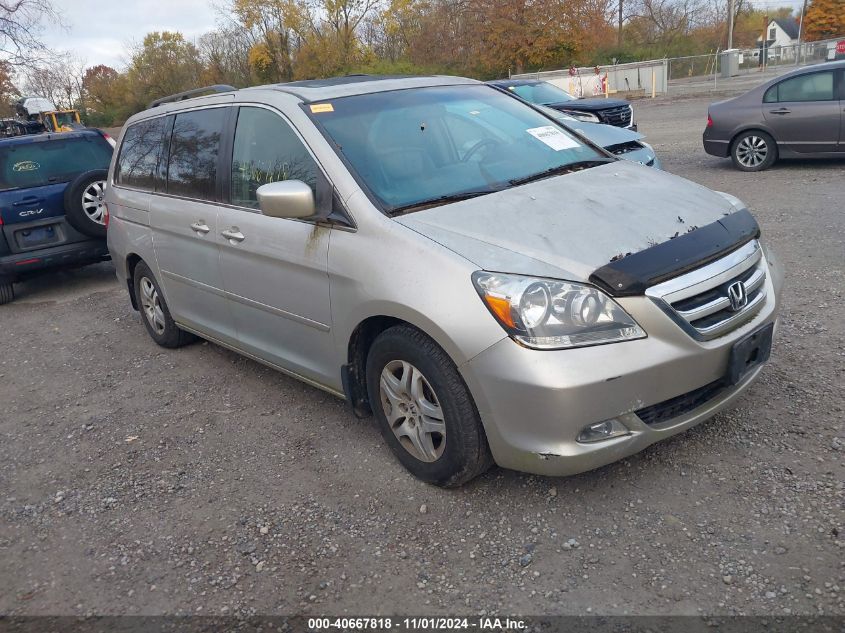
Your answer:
[106,76,783,487]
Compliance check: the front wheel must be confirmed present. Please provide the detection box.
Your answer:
[731,131,777,172]
[366,325,492,487]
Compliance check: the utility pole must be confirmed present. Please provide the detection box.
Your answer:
[762,14,768,71]
[618,0,623,48]
[796,0,808,65]
[727,0,735,49]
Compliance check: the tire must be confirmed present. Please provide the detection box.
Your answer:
[731,131,777,172]
[63,170,109,238]
[132,261,196,348]
[0,280,14,305]
[366,325,493,487]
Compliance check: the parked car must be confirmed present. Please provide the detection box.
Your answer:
[0,129,113,304]
[107,76,783,487]
[492,87,661,168]
[544,108,660,168]
[703,60,845,171]
[487,79,636,129]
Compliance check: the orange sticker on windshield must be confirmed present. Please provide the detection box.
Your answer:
[310,103,334,113]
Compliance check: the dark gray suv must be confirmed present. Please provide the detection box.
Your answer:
[703,60,844,171]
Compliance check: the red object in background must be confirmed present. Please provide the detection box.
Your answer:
[837,40,845,54]
[707,114,713,127]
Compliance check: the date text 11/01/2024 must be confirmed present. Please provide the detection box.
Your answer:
[307,617,527,630]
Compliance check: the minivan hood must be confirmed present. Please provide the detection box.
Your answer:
[395,161,737,282]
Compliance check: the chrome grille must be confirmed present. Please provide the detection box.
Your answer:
[646,240,767,340]
[597,105,633,128]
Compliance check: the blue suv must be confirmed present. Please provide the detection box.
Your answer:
[0,129,113,304]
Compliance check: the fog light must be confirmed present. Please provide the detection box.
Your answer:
[577,419,629,444]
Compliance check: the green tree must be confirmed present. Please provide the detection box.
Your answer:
[125,32,204,111]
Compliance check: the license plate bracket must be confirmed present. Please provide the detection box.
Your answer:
[17,225,58,247]
[727,322,773,385]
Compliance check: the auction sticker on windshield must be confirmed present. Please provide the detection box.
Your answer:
[525,126,579,151]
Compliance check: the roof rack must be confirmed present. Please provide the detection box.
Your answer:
[149,85,236,109]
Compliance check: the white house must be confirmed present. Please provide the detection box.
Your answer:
[756,18,800,60]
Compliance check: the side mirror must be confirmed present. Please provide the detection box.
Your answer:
[256,180,315,219]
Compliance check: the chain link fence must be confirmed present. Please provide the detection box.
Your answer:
[667,36,845,84]
[515,35,843,97]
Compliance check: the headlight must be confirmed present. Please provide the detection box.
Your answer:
[561,110,600,123]
[472,272,646,350]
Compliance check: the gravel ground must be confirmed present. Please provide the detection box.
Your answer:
[1,95,842,618]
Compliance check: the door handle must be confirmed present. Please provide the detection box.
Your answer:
[14,197,44,206]
[190,221,211,235]
[769,108,791,114]
[221,228,245,243]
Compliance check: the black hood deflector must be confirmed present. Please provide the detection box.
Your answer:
[589,209,760,297]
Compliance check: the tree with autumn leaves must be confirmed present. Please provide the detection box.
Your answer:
[10,0,845,126]
[802,0,845,41]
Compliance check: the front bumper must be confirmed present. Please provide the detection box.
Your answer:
[459,253,783,477]
[623,146,661,169]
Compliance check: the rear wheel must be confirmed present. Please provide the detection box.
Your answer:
[132,262,195,348]
[366,325,493,487]
[731,131,777,172]
[0,279,14,305]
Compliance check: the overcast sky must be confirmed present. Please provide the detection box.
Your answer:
[40,0,807,70]
[42,0,220,69]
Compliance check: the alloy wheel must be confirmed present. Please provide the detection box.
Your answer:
[82,180,107,224]
[379,360,446,462]
[735,136,768,168]
[139,277,166,335]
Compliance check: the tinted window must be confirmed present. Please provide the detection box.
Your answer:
[230,107,317,209]
[167,108,226,201]
[769,72,835,102]
[763,85,778,103]
[0,136,112,191]
[115,118,165,190]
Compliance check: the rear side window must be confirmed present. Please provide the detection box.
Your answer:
[115,117,165,190]
[0,136,112,191]
[230,106,317,208]
[765,71,835,103]
[167,108,226,201]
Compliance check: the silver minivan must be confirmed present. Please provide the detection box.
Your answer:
[106,76,784,487]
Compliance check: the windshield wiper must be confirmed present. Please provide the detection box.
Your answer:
[389,189,499,215]
[508,159,614,187]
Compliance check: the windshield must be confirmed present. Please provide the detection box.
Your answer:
[0,136,112,190]
[310,84,605,213]
[54,111,79,127]
[507,82,576,105]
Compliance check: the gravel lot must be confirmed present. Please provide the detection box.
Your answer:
[1,94,842,618]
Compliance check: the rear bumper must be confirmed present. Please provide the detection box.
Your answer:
[0,239,109,280]
[703,135,731,157]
